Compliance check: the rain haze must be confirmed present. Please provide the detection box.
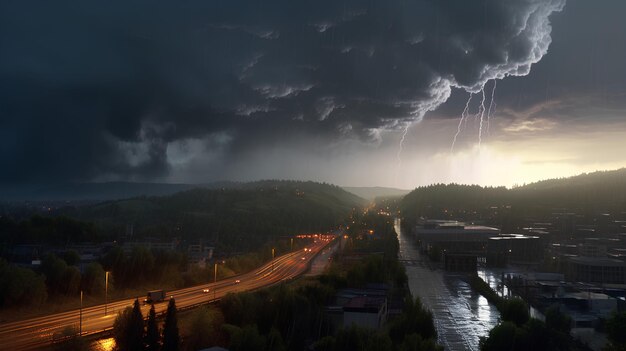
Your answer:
[2,0,625,189]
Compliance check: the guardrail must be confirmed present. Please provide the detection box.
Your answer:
[50,237,337,348]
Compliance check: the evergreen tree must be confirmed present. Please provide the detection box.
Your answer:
[500,298,529,327]
[113,299,144,351]
[606,312,626,350]
[145,304,159,351]
[162,298,179,351]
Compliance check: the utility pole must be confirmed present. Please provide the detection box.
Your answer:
[214,262,217,301]
[105,271,109,316]
[79,290,83,335]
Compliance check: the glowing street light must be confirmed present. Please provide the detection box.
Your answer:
[214,262,218,301]
[79,290,83,335]
[104,271,110,316]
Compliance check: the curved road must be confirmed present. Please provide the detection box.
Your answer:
[0,238,332,350]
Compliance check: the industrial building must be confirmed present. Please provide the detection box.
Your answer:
[414,220,500,255]
[486,234,543,267]
[565,256,626,285]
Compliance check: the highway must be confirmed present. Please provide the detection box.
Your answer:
[0,238,332,350]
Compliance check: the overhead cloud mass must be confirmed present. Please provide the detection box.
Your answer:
[0,0,565,183]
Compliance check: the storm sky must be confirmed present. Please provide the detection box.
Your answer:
[2,0,625,189]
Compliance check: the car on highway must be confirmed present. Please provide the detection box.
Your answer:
[202,288,210,293]
[234,279,241,284]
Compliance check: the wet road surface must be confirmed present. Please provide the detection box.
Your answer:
[396,219,500,351]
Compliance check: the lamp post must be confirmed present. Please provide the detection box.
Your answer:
[290,238,293,251]
[104,271,110,316]
[272,248,275,272]
[79,290,83,335]
[214,262,217,301]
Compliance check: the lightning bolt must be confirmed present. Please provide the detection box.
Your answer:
[451,93,473,153]
[477,86,486,148]
[395,123,410,185]
[486,79,497,136]
[397,123,410,162]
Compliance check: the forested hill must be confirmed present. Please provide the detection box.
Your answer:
[0,181,238,202]
[342,186,410,200]
[401,168,626,222]
[59,180,365,250]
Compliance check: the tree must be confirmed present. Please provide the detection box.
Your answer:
[312,336,335,351]
[40,254,68,294]
[62,266,81,296]
[0,259,47,307]
[388,297,437,345]
[399,333,443,351]
[545,305,571,334]
[145,305,159,351]
[266,327,286,351]
[128,246,155,285]
[606,312,626,349]
[185,306,224,350]
[62,250,81,266]
[162,298,180,351]
[365,331,393,351]
[481,318,571,351]
[102,246,128,287]
[333,325,367,351]
[479,321,518,351]
[224,324,266,351]
[113,299,144,351]
[500,298,529,326]
[81,262,105,295]
[52,326,88,351]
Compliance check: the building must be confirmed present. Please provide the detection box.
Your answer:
[486,234,543,267]
[121,240,178,253]
[343,296,388,329]
[414,220,500,256]
[565,257,626,285]
[187,244,214,268]
[444,252,477,272]
[327,287,389,331]
[542,291,618,328]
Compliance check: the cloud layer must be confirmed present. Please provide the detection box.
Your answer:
[0,0,565,182]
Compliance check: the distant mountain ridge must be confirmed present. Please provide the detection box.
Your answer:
[3,168,625,203]
[342,186,410,200]
[0,181,242,202]
[401,168,626,222]
[64,180,366,250]
[514,168,626,191]
[2,180,390,203]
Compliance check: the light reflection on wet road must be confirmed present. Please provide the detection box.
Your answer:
[396,219,500,351]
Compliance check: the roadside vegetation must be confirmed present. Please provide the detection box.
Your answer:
[170,211,442,351]
[470,275,590,351]
[0,181,356,313]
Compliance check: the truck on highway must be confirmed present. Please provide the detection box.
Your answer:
[145,290,167,304]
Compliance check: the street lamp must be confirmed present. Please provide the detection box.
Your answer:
[104,271,110,316]
[214,262,217,301]
[272,248,275,272]
[79,290,83,335]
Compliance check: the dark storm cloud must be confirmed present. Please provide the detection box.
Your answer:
[0,0,564,182]
[434,0,626,123]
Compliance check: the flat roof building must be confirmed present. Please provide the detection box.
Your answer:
[487,234,543,267]
[414,220,500,254]
[566,256,626,285]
